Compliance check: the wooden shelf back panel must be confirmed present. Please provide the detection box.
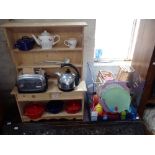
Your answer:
[7,26,83,33]
[14,50,83,66]
[5,27,83,49]
[41,67,82,77]
[12,32,83,48]
[17,67,82,80]
[17,64,83,69]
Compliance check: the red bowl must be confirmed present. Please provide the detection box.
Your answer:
[65,100,81,114]
[24,104,45,119]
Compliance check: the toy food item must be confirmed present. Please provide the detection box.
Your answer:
[92,94,100,106]
[121,111,126,120]
[90,94,100,111]
[94,103,103,115]
[102,108,108,120]
[107,112,120,120]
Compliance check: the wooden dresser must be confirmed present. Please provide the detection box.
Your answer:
[1,22,87,122]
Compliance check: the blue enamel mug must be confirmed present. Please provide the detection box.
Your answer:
[15,36,35,51]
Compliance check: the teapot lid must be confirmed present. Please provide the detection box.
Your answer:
[40,30,51,36]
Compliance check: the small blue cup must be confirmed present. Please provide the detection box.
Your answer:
[15,36,35,51]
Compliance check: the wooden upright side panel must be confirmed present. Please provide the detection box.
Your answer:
[138,47,155,117]
[3,29,18,68]
[132,20,155,80]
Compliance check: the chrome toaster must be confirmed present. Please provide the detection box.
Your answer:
[17,69,48,93]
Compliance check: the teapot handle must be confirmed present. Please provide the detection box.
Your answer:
[53,35,60,45]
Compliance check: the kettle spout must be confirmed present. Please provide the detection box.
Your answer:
[31,34,41,46]
[55,72,61,77]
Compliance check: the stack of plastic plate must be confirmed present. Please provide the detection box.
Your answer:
[97,81,131,113]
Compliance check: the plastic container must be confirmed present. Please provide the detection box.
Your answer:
[86,62,144,121]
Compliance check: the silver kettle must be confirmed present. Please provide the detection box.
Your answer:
[55,63,80,91]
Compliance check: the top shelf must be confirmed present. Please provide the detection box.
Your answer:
[1,22,88,28]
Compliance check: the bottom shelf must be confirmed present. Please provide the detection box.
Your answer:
[22,111,83,122]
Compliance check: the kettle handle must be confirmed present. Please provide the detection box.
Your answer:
[61,63,80,86]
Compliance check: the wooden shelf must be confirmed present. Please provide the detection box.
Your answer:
[17,64,83,69]
[12,80,86,94]
[13,47,83,53]
[22,111,83,122]
[11,80,87,102]
[3,22,87,121]
[1,22,87,28]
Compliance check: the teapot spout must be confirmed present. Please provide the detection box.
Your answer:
[31,34,41,46]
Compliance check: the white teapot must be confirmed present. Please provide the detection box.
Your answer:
[32,30,60,49]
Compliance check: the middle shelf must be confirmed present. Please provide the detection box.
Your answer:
[12,80,87,102]
[17,64,83,69]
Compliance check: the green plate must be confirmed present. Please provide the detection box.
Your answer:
[101,86,131,112]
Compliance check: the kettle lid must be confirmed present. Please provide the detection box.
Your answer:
[65,69,71,74]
